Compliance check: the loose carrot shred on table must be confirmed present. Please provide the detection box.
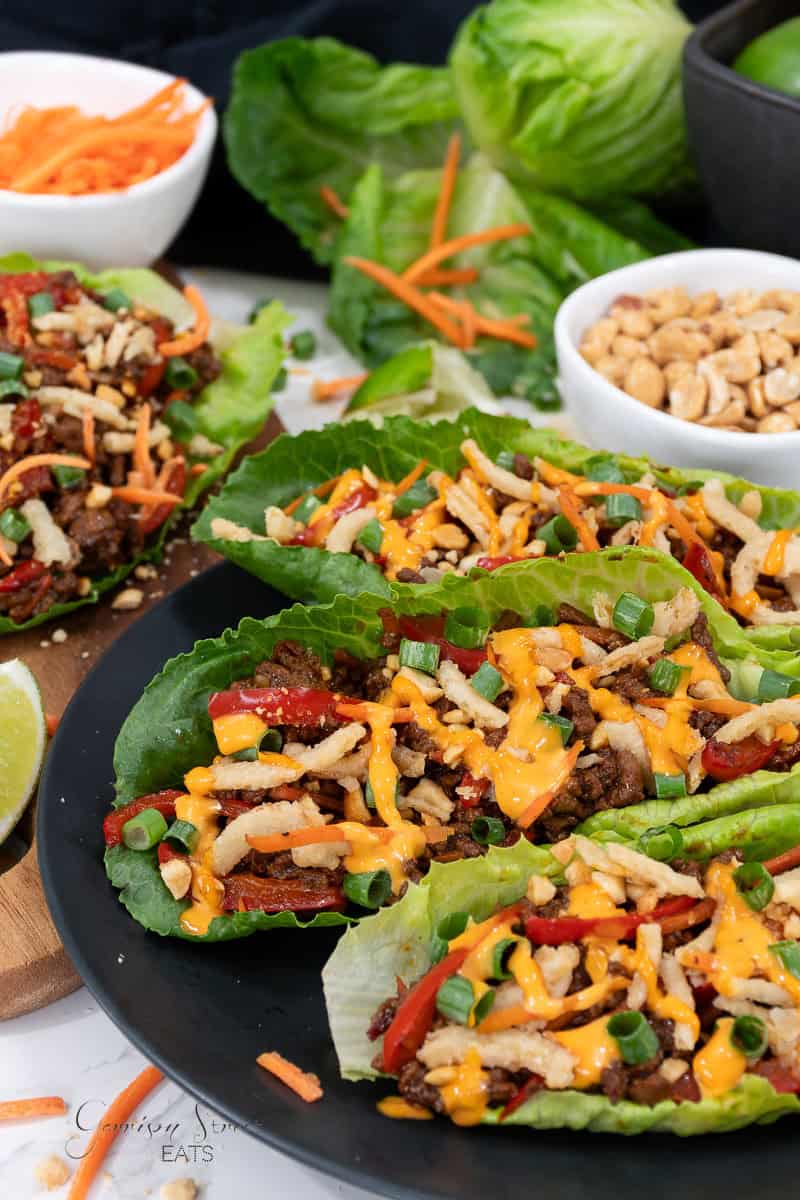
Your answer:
[402,223,532,284]
[81,408,95,466]
[557,485,600,552]
[46,712,60,737]
[311,374,368,402]
[111,485,184,507]
[0,1096,66,1122]
[393,459,429,498]
[257,1053,323,1103]
[132,403,155,489]
[344,258,463,346]
[414,267,479,288]
[429,132,461,250]
[157,285,210,357]
[1,80,209,195]
[66,1066,163,1200]
[0,453,91,504]
[319,184,349,220]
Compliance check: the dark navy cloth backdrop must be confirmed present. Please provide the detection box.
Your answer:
[0,0,725,274]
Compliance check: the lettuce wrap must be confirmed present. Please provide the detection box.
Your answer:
[0,253,287,632]
[195,406,800,653]
[108,551,800,942]
[323,838,800,1133]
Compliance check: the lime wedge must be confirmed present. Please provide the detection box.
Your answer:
[0,659,46,845]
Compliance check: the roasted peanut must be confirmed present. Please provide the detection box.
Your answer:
[740,308,786,332]
[758,411,797,433]
[697,360,729,414]
[663,360,694,387]
[725,289,761,317]
[690,290,719,319]
[611,334,646,359]
[747,376,768,417]
[757,330,794,368]
[700,396,746,427]
[759,289,800,313]
[579,317,619,364]
[624,357,665,408]
[702,349,761,383]
[648,325,712,365]
[644,286,691,323]
[699,310,742,347]
[668,373,707,421]
[778,312,800,345]
[764,367,800,406]
[594,354,627,386]
[731,331,759,357]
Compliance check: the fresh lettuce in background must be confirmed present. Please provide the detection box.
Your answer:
[322,842,800,1132]
[450,0,694,201]
[224,38,461,266]
[0,253,287,634]
[196,407,800,656]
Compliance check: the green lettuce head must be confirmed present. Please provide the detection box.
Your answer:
[0,254,287,634]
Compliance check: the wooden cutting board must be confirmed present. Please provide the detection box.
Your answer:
[0,411,284,1020]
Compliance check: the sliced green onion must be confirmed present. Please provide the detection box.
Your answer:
[0,352,24,381]
[648,658,687,696]
[758,669,800,702]
[399,638,440,675]
[491,937,518,981]
[0,379,27,399]
[612,592,654,639]
[538,712,574,745]
[232,745,259,762]
[653,772,687,800]
[607,1010,660,1065]
[444,607,489,649]
[664,630,690,653]
[164,819,198,853]
[435,975,474,1024]
[0,508,30,543]
[293,494,322,524]
[102,288,131,312]
[639,824,684,862]
[248,297,273,324]
[163,399,200,441]
[730,1015,768,1059]
[122,807,168,851]
[27,291,54,319]
[470,662,504,702]
[393,479,436,519]
[770,941,800,979]
[271,366,288,393]
[260,728,283,753]
[430,935,448,963]
[734,861,775,911]
[438,912,470,941]
[290,330,316,360]
[343,869,392,909]
[605,492,642,528]
[52,465,85,490]
[539,514,578,555]
[586,456,625,484]
[495,450,516,472]
[472,988,496,1025]
[471,816,506,846]
[675,481,705,497]
[356,517,383,555]
[164,356,199,390]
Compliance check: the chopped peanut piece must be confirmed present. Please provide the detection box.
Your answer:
[34,1155,71,1191]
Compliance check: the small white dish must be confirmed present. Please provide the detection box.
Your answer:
[0,51,216,269]
[554,248,800,488]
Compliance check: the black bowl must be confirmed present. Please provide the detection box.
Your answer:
[683,0,800,257]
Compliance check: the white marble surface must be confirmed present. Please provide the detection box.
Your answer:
[2,267,576,1199]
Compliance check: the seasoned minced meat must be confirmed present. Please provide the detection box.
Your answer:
[538,748,645,841]
[690,613,731,684]
[558,683,597,739]
[252,641,327,690]
[513,452,534,480]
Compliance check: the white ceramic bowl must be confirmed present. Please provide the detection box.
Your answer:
[554,248,800,488]
[0,52,216,269]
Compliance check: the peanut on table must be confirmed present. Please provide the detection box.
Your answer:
[579,287,800,433]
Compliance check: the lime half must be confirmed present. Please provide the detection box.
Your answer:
[0,659,46,845]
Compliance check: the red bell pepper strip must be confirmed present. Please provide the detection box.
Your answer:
[157,842,186,865]
[0,559,47,593]
[208,686,352,726]
[397,615,487,675]
[476,556,528,571]
[682,542,724,600]
[658,897,716,936]
[499,1074,543,1121]
[763,843,800,876]
[382,948,470,1074]
[138,360,167,398]
[458,771,490,809]
[524,895,698,945]
[103,790,185,847]
[701,734,779,782]
[752,1060,800,1094]
[221,873,346,914]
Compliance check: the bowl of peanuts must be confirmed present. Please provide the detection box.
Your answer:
[554,248,800,488]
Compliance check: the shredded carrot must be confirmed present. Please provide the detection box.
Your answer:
[473,313,537,349]
[428,292,474,349]
[429,132,461,249]
[312,374,368,402]
[536,459,582,487]
[336,703,415,723]
[0,453,90,504]
[190,462,208,476]
[393,459,429,498]
[557,486,600,552]
[66,1066,163,1200]
[111,486,184,507]
[132,403,155,489]
[319,185,349,220]
[157,285,210,357]
[0,1096,66,1122]
[81,408,95,465]
[46,712,60,737]
[2,81,208,196]
[247,825,392,854]
[640,696,753,716]
[403,223,531,284]
[284,475,342,517]
[414,267,479,287]
[344,258,463,346]
[573,481,709,553]
[257,1052,323,1103]
[0,542,12,567]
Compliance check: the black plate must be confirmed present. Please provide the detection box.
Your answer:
[39,563,798,1200]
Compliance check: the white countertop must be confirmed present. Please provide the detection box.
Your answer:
[1,268,576,1200]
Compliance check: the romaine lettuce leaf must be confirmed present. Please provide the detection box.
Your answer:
[0,255,287,634]
[224,38,461,265]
